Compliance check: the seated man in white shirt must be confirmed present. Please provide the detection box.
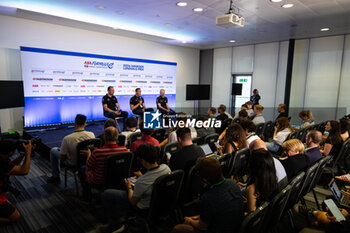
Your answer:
[245,101,254,117]
[251,105,265,125]
[47,114,95,184]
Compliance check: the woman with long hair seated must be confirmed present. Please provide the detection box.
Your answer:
[323,120,343,157]
[266,117,293,153]
[299,110,315,129]
[280,139,308,180]
[219,123,247,155]
[246,149,279,213]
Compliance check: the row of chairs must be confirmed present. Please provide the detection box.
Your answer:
[285,121,327,142]
[239,155,332,233]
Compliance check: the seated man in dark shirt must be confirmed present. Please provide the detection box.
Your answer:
[130,88,153,117]
[280,139,308,180]
[276,104,288,120]
[102,86,128,131]
[216,104,229,122]
[172,157,244,233]
[305,130,323,166]
[156,89,175,115]
[169,127,205,171]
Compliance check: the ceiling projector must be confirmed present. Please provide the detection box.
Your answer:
[216,13,245,28]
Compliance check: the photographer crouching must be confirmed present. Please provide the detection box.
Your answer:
[0,140,32,223]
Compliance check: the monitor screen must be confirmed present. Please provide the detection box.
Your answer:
[0,81,24,109]
[186,84,210,100]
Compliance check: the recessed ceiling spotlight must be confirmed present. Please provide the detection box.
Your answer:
[96,6,106,10]
[165,23,172,27]
[193,8,203,12]
[321,28,330,32]
[270,0,283,2]
[177,2,187,7]
[281,3,294,8]
[229,40,236,43]
[112,27,118,30]
[182,41,187,43]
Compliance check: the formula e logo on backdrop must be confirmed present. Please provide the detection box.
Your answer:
[84,61,114,69]
[144,110,162,129]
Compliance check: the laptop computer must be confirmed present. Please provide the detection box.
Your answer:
[200,144,213,156]
[329,179,350,207]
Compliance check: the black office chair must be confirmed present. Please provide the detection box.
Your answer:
[103,151,133,190]
[204,133,219,152]
[278,176,289,192]
[231,148,250,180]
[218,153,234,178]
[306,156,332,210]
[163,142,181,160]
[65,138,102,194]
[260,185,292,233]
[285,131,298,141]
[192,137,203,145]
[182,165,202,205]
[263,121,274,141]
[128,131,143,147]
[322,138,350,180]
[255,123,265,137]
[144,170,185,230]
[298,163,319,208]
[317,121,328,134]
[238,202,269,233]
[218,118,233,134]
[152,129,166,142]
[282,172,306,229]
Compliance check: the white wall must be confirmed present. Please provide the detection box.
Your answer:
[290,34,350,124]
[212,41,289,121]
[0,15,200,132]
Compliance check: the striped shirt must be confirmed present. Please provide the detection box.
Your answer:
[86,144,128,184]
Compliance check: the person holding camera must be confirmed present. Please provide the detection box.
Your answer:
[0,140,32,223]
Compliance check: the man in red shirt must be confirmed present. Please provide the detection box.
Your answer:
[130,123,159,171]
[79,127,128,201]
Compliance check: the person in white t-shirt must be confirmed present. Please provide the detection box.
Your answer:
[47,114,95,184]
[240,119,261,146]
[266,117,293,153]
[245,101,255,117]
[121,117,141,146]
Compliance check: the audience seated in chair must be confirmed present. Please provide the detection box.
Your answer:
[48,114,95,185]
[245,149,279,214]
[130,122,159,171]
[305,130,323,166]
[78,127,128,201]
[219,123,247,155]
[245,101,254,117]
[299,110,315,129]
[121,117,141,146]
[233,104,248,119]
[101,143,170,233]
[249,139,287,183]
[97,119,116,146]
[322,121,343,156]
[251,105,265,125]
[216,104,231,122]
[207,107,216,120]
[340,118,350,142]
[169,127,205,171]
[171,157,244,233]
[266,117,293,153]
[280,139,308,180]
[241,119,261,146]
[237,109,249,123]
[276,104,288,120]
[166,113,197,144]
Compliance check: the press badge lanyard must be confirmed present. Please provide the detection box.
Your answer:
[210,178,226,189]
